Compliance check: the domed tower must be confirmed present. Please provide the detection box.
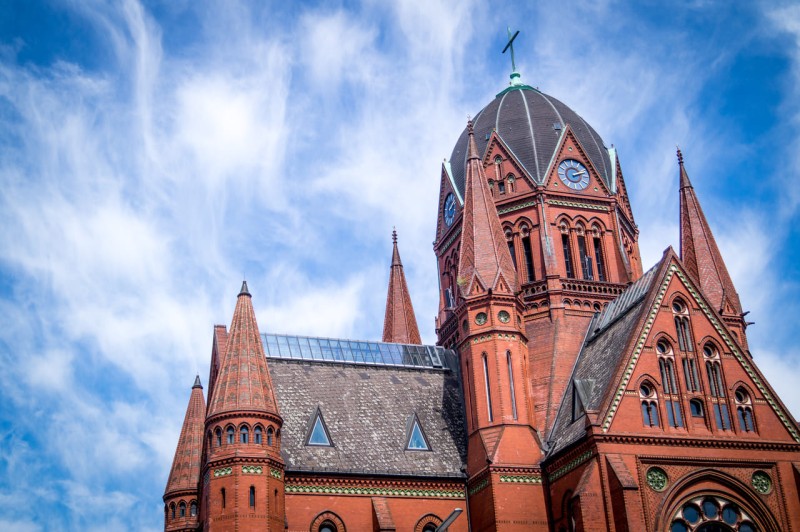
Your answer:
[434,70,642,436]
[201,281,285,531]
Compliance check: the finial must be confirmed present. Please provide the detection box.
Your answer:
[392,227,398,243]
[239,279,251,297]
[467,118,474,135]
[503,27,523,86]
[193,375,202,388]
[676,146,684,165]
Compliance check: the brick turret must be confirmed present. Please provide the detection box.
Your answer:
[164,376,205,531]
[382,229,422,344]
[202,281,285,531]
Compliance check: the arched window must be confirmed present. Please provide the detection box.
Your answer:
[319,522,336,532]
[179,501,186,517]
[240,425,249,444]
[520,225,535,282]
[505,228,518,272]
[254,425,263,444]
[640,382,660,427]
[249,486,255,508]
[575,224,593,280]
[561,224,575,279]
[506,173,515,193]
[226,425,234,444]
[215,427,222,447]
[267,426,274,446]
[673,299,694,351]
[507,351,518,420]
[170,502,176,519]
[704,347,731,430]
[592,224,606,282]
[690,399,705,418]
[735,387,756,432]
[656,340,682,427]
[482,353,493,422]
[498,179,506,194]
[190,501,197,517]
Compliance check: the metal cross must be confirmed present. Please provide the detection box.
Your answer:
[502,27,520,72]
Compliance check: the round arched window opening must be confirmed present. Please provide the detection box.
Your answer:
[422,525,437,532]
[672,299,687,313]
[657,340,670,354]
[703,343,718,358]
[640,383,653,397]
[735,388,750,404]
[671,495,758,532]
[319,521,336,532]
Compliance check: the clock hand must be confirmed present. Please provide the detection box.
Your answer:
[572,170,586,176]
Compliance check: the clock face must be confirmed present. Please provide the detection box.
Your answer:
[557,159,590,190]
[443,193,456,227]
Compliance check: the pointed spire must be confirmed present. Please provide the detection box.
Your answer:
[193,374,202,388]
[207,283,279,418]
[164,377,206,497]
[678,150,743,315]
[382,229,422,345]
[457,120,518,295]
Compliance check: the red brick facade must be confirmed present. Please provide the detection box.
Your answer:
[165,82,800,531]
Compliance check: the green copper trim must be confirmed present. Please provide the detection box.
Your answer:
[284,483,464,499]
[548,450,593,482]
[468,477,490,496]
[496,84,537,98]
[499,474,542,484]
[548,199,608,212]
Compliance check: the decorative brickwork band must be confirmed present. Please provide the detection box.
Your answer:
[285,483,464,499]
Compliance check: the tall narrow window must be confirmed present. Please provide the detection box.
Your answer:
[682,358,700,392]
[735,388,756,433]
[577,235,593,280]
[640,383,660,427]
[190,501,197,517]
[221,488,226,509]
[179,502,186,517]
[226,426,234,444]
[482,354,493,422]
[507,351,518,420]
[240,425,249,444]
[249,486,255,508]
[254,426,262,444]
[507,239,517,270]
[170,503,176,519]
[215,428,222,447]
[498,180,505,194]
[593,237,606,281]
[713,403,731,430]
[665,400,683,428]
[267,427,274,446]
[562,234,575,279]
[522,236,535,282]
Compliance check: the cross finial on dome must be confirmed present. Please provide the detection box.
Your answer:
[503,27,524,87]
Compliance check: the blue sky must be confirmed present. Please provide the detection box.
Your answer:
[1,0,799,530]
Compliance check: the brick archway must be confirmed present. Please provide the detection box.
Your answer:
[414,513,443,532]
[310,510,346,532]
[656,469,780,531]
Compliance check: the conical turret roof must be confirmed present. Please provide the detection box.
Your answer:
[207,283,279,418]
[382,229,422,345]
[164,376,206,496]
[457,120,518,296]
[678,149,742,315]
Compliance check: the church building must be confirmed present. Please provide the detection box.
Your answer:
[163,46,800,531]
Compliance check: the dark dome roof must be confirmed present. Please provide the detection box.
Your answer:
[449,86,611,197]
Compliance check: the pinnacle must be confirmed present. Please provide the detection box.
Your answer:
[677,147,692,189]
[193,374,202,388]
[467,119,480,161]
[382,229,422,345]
[164,380,206,496]
[239,279,251,297]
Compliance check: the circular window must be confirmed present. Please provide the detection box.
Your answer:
[703,344,717,358]
[656,340,670,354]
[752,471,772,494]
[671,522,689,532]
[682,503,701,524]
[475,312,488,325]
[672,300,685,313]
[735,388,749,403]
[702,499,719,519]
[645,467,668,491]
[640,384,653,397]
[498,310,510,323]
[722,504,740,525]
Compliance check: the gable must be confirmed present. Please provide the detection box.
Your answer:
[543,126,612,198]
[601,261,800,442]
[481,132,536,195]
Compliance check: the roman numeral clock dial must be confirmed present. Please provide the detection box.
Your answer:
[557,159,590,190]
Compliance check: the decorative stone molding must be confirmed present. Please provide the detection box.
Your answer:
[646,467,668,492]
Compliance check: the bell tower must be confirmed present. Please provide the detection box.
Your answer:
[201,282,285,531]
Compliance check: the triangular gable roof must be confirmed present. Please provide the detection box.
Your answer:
[548,248,800,450]
[542,125,613,198]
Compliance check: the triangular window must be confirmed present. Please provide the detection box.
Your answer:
[405,414,431,451]
[305,407,333,447]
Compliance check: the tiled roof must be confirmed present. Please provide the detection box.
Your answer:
[449,87,611,195]
[268,355,467,478]
[547,262,661,455]
[382,230,422,345]
[165,378,206,496]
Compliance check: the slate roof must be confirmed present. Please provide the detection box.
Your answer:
[546,263,660,456]
[449,86,611,196]
[268,354,467,478]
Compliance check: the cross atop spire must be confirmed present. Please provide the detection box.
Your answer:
[503,27,524,87]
